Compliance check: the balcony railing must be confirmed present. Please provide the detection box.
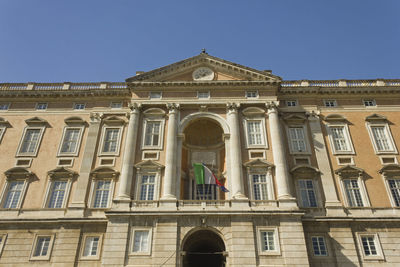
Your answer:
[281,79,400,88]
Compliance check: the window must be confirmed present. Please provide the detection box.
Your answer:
[327,125,354,154]
[92,180,112,208]
[246,120,266,147]
[388,179,400,207]
[257,227,280,255]
[246,91,258,98]
[81,235,102,260]
[252,174,269,200]
[17,127,45,156]
[30,234,55,260]
[370,126,395,152]
[286,100,297,107]
[100,127,122,155]
[143,121,162,148]
[197,91,210,99]
[311,236,328,256]
[131,229,152,254]
[46,181,68,208]
[139,174,156,200]
[2,181,25,209]
[0,127,5,143]
[58,127,84,156]
[110,102,122,109]
[363,99,376,107]
[36,103,48,110]
[343,179,364,207]
[324,99,337,107]
[298,179,317,207]
[73,103,85,110]
[357,233,384,260]
[149,92,162,99]
[0,103,9,110]
[0,234,7,256]
[288,127,307,153]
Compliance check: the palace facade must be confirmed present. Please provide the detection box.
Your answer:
[0,52,399,266]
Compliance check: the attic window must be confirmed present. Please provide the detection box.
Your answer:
[246,91,258,98]
[286,100,297,107]
[197,91,210,99]
[149,92,162,99]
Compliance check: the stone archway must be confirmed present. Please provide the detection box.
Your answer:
[182,229,226,267]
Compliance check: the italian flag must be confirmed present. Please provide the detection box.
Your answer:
[193,163,229,192]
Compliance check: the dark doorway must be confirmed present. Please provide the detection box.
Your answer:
[182,229,226,267]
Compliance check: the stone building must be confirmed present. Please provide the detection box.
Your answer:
[0,52,399,266]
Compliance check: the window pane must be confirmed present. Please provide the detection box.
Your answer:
[140,175,156,200]
[361,236,377,256]
[144,122,161,147]
[103,128,120,153]
[93,180,111,208]
[371,126,391,151]
[252,174,268,200]
[289,127,306,152]
[61,128,80,153]
[83,236,100,257]
[247,121,263,145]
[48,181,67,208]
[312,236,327,256]
[34,236,51,257]
[330,127,349,151]
[298,180,317,207]
[133,231,149,252]
[261,231,275,251]
[20,129,41,153]
[3,181,24,208]
[344,179,363,207]
[389,179,400,206]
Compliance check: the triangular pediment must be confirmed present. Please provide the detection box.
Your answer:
[126,52,281,82]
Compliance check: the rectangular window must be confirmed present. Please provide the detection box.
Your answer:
[0,234,7,255]
[47,181,68,208]
[247,121,263,146]
[343,179,364,207]
[311,236,328,256]
[246,91,258,98]
[139,175,155,200]
[361,236,377,256]
[110,102,122,109]
[324,99,337,107]
[329,126,352,153]
[19,128,43,155]
[3,181,24,209]
[132,230,150,253]
[363,99,376,107]
[388,179,400,207]
[92,180,111,208]
[59,128,82,155]
[149,92,162,99]
[82,235,101,258]
[289,127,306,153]
[36,103,48,110]
[0,103,9,110]
[286,100,297,107]
[144,121,161,147]
[260,230,275,251]
[73,103,85,110]
[298,179,317,207]
[197,91,210,99]
[371,126,393,152]
[252,174,268,200]
[31,235,54,260]
[102,128,121,153]
[0,127,5,143]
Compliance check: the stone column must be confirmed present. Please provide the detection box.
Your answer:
[68,112,102,215]
[266,102,294,201]
[117,103,141,200]
[161,103,179,200]
[226,103,246,199]
[307,111,344,215]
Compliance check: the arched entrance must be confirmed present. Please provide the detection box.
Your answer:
[182,229,226,267]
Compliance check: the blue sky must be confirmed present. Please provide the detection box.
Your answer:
[0,0,399,82]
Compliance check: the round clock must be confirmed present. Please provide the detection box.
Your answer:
[192,67,215,81]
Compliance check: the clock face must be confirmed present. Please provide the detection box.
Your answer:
[192,67,215,81]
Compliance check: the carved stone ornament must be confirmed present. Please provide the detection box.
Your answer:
[166,103,180,112]
[129,102,142,112]
[265,101,279,110]
[90,112,103,123]
[226,102,240,112]
[306,110,321,120]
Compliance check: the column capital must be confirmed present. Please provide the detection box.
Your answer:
[265,101,279,111]
[166,103,180,113]
[129,102,142,112]
[89,112,103,123]
[226,102,240,113]
[306,110,321,121]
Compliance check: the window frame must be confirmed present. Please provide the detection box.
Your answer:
[310,235,329,257]
[35,102,48,110]
[0,179,29,209]
[366,122,397,155]
[386,178,400,207]
[73,103,86,110]
[30,234,55,261]
[286,100,298,107]
[323,99,337,107]
[130,228,153,255]
[149,92,162,99]
[356,233,385,261]
[57,126,85,157]
[0,103,10,111]
[197,91,210,99]
[43,179,72,209]
[89,179,114,209]
[340,177,370,208]
[363,99,376,107]
[245,90,259,99]
[80,234,103,260]
[248,170,274,201]
[136,173,158,201]
[142,118,165,150]
[286,125,311,155]
[0,233,7,256]
[99,126,124,156]
[297,179,319,208]
[326,124,355,155]
[257,227,281,255]
[0,126,5,143]
[243,118,267,149]
[16,126,46,157]
[110,102,123,109]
